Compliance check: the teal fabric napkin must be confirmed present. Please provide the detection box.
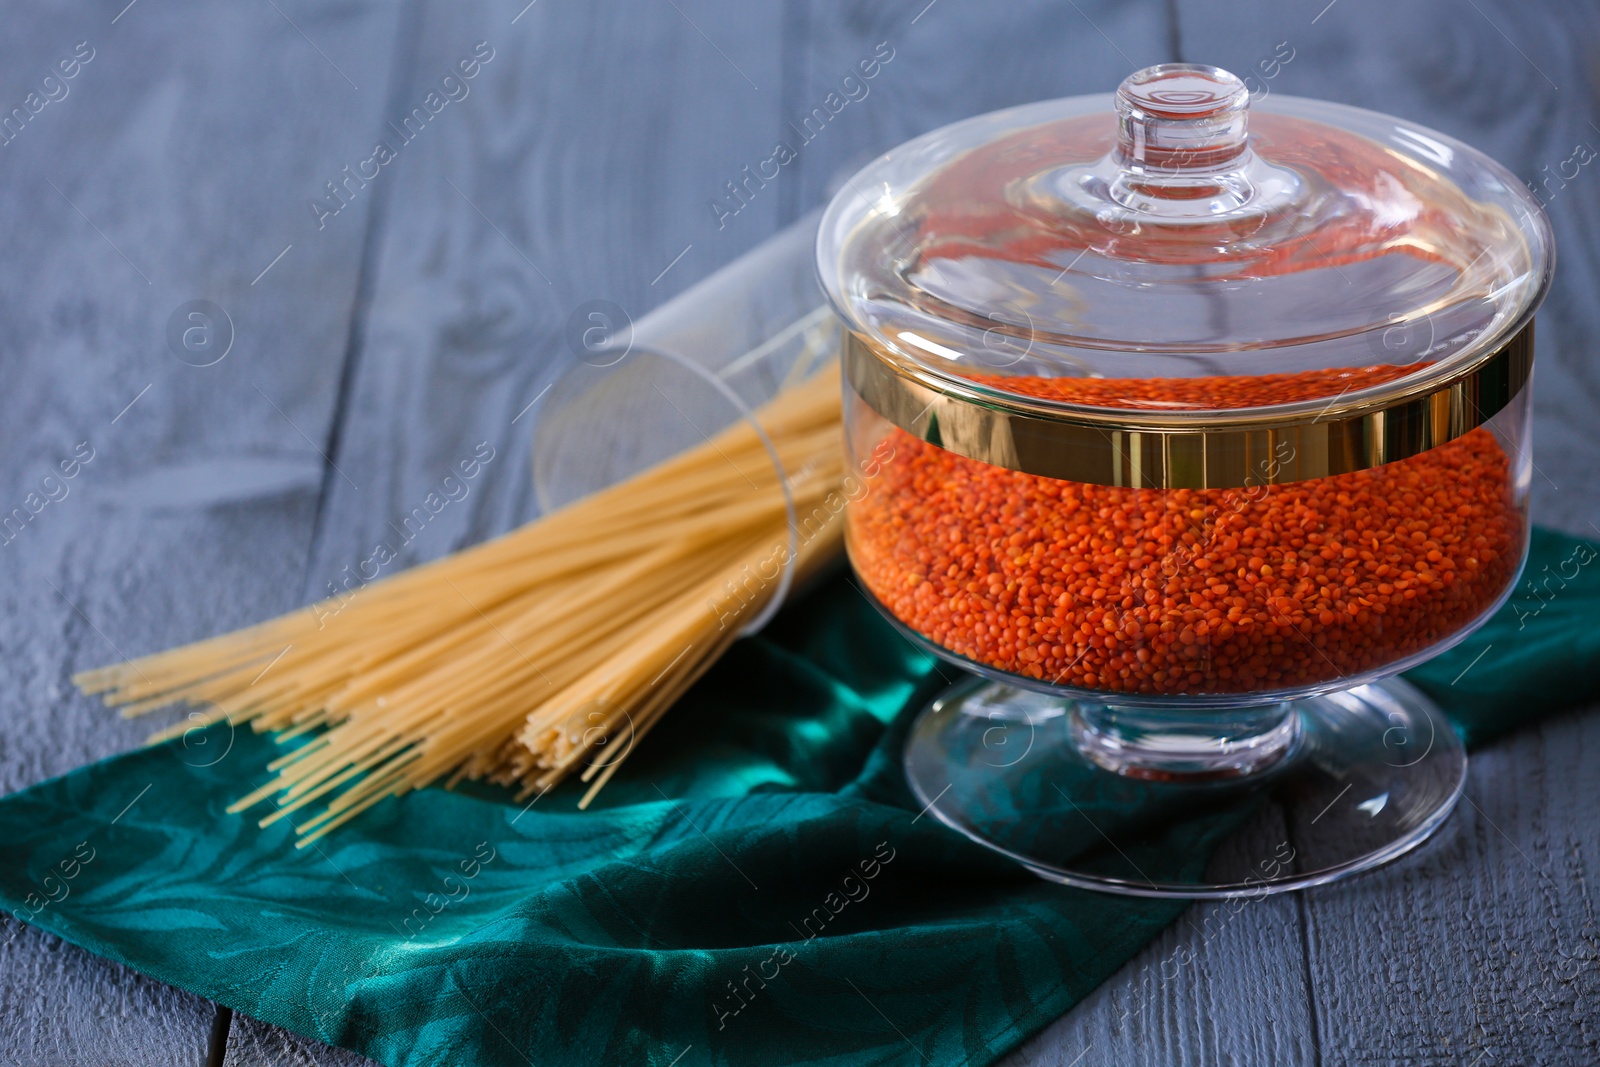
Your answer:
[1,526,1595,1067]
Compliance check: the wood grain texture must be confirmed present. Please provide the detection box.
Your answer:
[0,0,403,1063]
[999,803,1321,1066]
[224,1013,378,1067]
[785,0,1170,220]
[1300,706,1600,1065]
[297,0,792,590]
[0,928,209,1067]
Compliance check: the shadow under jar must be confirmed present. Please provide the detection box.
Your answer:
[818,64,1551,897]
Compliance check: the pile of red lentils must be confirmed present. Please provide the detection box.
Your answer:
[850,373,1522,695]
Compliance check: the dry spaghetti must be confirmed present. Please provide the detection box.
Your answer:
[76,363,845,845]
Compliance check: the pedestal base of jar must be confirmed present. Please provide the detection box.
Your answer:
[902,675,1466,898]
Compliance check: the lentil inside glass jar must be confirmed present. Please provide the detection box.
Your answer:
[844,373,1528,698]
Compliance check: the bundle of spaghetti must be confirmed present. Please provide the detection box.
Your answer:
[75,363,847,845]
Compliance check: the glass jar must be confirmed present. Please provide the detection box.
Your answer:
[818,65,1551,896]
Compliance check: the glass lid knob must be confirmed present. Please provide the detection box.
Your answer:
[1058,62,1302,222]
[1116,64,1249,173]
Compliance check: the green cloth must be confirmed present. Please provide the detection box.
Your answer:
[1408,528,1600,746]
[1,527,1596,1067]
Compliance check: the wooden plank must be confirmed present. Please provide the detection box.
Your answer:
[786,0,1173,222]
[1301,706,1600,1064]
[224,1013,377,1067]
[1001,810,1320,1065]
[297,0,793,584]
[1172,1,1600,1062]
[0,0,403,1063]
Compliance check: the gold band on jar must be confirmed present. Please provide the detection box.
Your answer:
[843,323,1533,490]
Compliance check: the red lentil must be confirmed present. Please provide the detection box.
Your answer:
[980,363,1426,410]
[850,374,1521,695]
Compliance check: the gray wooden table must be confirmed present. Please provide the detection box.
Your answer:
[2,1,1596,1064]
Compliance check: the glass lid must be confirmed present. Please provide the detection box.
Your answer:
[818,64,1552,414]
